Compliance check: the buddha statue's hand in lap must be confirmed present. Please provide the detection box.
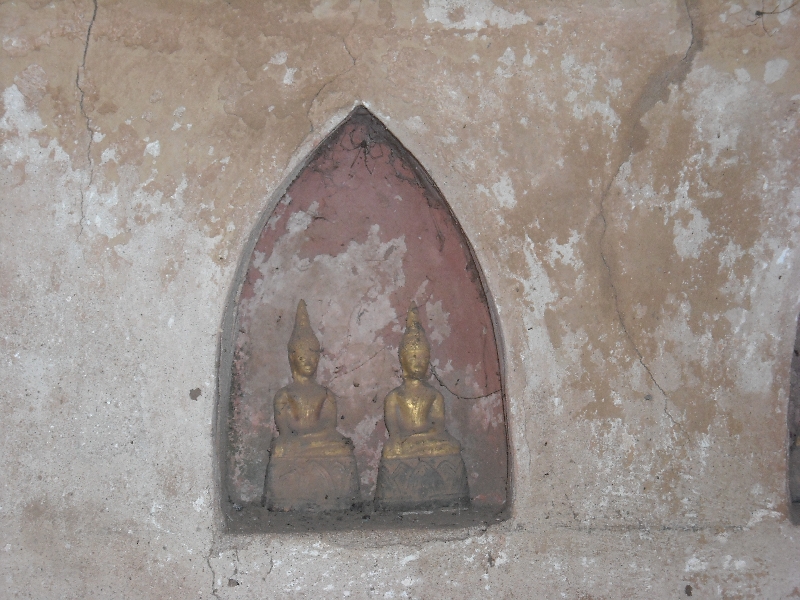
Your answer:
[263,300,359,511]
[375,303,469,510]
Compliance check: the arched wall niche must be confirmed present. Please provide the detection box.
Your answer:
[215,106,510,532]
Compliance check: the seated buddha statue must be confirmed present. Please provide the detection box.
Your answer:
[263,300,359,511]
[374,303,469,510]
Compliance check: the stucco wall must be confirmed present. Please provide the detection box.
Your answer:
[1,0,799,597]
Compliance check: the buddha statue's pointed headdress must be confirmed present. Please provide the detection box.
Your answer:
[288,299,320,353]
[400,302,430,357]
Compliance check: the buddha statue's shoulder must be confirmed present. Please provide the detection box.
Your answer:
[274,381,328,406]
[288,379,328,397]
[384,386,404,405]
[402,382,441,411]
[273,385,291,402]
[387,380,438,400]
[423,382,444,403]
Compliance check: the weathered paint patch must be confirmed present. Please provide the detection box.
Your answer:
[423,0,531,31]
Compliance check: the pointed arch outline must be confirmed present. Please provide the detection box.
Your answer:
[213,104,511,530]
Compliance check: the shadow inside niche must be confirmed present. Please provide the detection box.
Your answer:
[789,313,800,525]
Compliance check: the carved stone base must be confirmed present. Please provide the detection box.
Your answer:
[263,455,359,512]
[374,453,469,511]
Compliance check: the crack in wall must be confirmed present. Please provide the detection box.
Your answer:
[598,163,673,410]
[554,522,745,533]
[681,0,697,62]
[206,553,220,599]
[75,0,98,242]
[565,492,579,522]
[596,0,700,440]
[431,366,500,400]
[343,31,356,66]
[306,2,360,132]
[328,347,387,382]
[229,548,241,587]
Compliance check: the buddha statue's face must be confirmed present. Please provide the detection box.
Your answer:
[400,341,430,380]
[289,340,320,379]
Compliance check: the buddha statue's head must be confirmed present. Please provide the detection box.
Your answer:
[399,302,431,380]
[288,299,321,379]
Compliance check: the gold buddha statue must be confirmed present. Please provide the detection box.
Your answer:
[263,300,359,511]
[374,303,469,510]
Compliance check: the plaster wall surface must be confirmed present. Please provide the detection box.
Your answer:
[1,0,799,597]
